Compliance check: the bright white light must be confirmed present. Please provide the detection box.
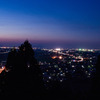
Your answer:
[82,65,84,68]
[91,49,93,52]
[88,73,91,76]
[59,56,62,59]
[49,76,51,79]
[28,65,30,68]
[55,48,61,51]
[59,68,61,70]
[72,65,75,68]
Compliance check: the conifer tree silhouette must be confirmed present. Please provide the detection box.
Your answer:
[3,41,44,99]
[6,47,17,71]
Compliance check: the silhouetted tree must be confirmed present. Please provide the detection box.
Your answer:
[18,40,44,93]
[6,47,17,71]
[2,41,44,99]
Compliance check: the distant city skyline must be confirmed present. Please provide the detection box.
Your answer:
[0,0,100,48]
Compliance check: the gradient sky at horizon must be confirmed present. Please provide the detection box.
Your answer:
[0,0,100,48]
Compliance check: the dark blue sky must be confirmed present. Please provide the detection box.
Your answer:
[0,0,100,48]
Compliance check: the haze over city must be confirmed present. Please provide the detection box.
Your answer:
[0,0,100,48]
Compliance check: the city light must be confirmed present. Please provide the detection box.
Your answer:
[52,56,57,59]
[0,46,98,84]
[79,48,82,51]
[55,48,61,51]
[59,56,62,59]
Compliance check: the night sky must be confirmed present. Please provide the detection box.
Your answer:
[0,0,100,48]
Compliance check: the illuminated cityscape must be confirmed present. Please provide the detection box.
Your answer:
[0,47,100,87]
[37,48,99,85]
[0,0,100,99]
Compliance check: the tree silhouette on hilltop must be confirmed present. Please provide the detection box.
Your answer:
[3,40,44,99]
